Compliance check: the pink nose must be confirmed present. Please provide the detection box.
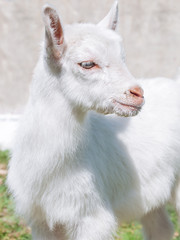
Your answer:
[130,86,144,98]
[129,86,144,106]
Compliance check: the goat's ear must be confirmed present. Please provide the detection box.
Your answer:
[42,5,64,60]
[97,0,118,31]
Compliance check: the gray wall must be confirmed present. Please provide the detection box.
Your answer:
[1,0,180,113]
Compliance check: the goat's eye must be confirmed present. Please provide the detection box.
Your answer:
[79,61,96,69]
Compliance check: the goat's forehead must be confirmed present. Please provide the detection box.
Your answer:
[64,23,122,55]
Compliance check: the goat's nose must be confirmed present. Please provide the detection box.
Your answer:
[129,86,144,99]
[128,86,144,107]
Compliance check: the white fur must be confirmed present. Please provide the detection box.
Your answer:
[7,3,180,240]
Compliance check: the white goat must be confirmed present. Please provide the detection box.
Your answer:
[7,2,180,240]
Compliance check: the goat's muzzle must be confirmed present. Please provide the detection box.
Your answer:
[128,86,144,107]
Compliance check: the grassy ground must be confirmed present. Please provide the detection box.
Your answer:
[0,150,180,240]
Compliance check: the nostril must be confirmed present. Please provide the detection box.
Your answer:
[129,86,144,98]
[130,90,142,98]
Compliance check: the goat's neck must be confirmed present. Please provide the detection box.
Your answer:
[57,97,87,155]
[34,93,87,162]
[32,60,88,163]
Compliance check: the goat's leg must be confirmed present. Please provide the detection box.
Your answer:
[31,222,67,240]
[68,209,117,240]
[141,207,174,240]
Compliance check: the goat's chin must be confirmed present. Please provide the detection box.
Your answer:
[114,108,140,117]
[113,104,141,117]
[95,104,141,117]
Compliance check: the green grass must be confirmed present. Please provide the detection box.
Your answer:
[0,150,10,164]
[0,150,180,239]
[0,151,31,240]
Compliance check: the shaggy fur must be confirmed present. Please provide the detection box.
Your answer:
[7,2,180,240]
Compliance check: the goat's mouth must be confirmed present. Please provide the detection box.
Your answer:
[112,99,143,117]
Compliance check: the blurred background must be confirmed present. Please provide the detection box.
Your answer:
[0,0,180,149]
